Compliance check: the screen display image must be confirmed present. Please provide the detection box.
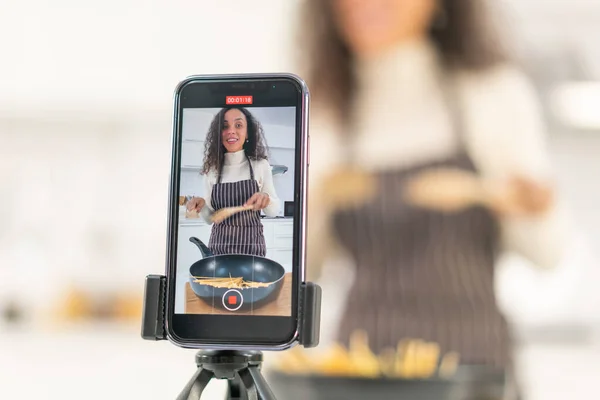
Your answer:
[174,105,296,317]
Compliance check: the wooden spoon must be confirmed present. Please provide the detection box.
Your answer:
[403,167,504,213]
[318,167,380,211]
[211,205,255,224]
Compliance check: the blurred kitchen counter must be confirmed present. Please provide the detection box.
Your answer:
[0,322,228,400]
[1,323,600,400]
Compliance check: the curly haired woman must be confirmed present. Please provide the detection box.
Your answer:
[187,107,280,256]
[276,0,572,398]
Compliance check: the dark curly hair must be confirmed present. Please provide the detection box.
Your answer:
[298,0,509,119]
[200,107,270,176]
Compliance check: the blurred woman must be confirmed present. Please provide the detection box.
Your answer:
[187,107,280,256]
[293,0,571,398]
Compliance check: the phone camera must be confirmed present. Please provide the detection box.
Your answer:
[272,85,276,89]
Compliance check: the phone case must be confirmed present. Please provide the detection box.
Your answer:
[163,73,311,350]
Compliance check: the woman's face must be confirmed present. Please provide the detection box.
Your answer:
[330,0,438,57]
[221,108,248,153]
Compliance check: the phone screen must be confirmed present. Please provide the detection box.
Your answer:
[166,76,308,347]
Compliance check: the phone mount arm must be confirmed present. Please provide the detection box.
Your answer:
[140,274,322,400]
[140,274,167,341]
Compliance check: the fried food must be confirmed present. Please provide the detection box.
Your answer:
[439,351,461,379]
[316,343,357,376]
[192,275,273,289]
[348,330,381,378]
[273,346,314,374]
[273,330,461,381]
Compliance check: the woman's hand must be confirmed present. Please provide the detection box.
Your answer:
[317,167,379,211]
[491,176,555,217]
[403,168,554,218]
[186,196,206,212]
[245,192,270,211]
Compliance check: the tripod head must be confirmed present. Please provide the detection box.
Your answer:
[140,274,322,400]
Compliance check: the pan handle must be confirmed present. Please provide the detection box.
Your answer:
[189,237,214,258]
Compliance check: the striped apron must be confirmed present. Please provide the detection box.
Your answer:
[329,78,517,398]
[208,156,267,257]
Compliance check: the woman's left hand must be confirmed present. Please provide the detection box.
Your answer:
[245,192,271,211]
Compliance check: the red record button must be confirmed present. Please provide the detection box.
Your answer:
[222,289,244,311]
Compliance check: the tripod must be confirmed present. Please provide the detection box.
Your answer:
[177,350,275,400]
[141,275,322,400]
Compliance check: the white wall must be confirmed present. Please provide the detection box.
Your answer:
[502,0,600,77]
[0,0,301,116]
[0,0,304,321]
[467,1,600,334]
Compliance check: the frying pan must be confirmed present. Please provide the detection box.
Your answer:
[187,237,286,310]
[268,365,507,400]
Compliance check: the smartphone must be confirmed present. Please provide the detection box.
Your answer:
[164,73,310,350]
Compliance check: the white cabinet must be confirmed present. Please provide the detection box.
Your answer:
[268,249,293,269]
[180,141,204,168]
[175,223,212,313]
[262,219,294,271]
[262,124,295,149]
[177,224,212,269]
[272,221,294,247]
[180,108,212,169]
[182,109,216,141]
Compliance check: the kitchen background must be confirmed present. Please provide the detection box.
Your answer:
[179,107,296,209]
[1,0,600,399]
[174,107,296,313]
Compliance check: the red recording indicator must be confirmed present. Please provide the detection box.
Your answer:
[226,95,253,105]
[228,295,237,305]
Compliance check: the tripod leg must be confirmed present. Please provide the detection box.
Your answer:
[176,367,213,400]
[238,366,277,400]
[227,377,247,400]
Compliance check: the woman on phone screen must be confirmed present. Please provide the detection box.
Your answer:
[286,0,572,398]
[187,107,280,256]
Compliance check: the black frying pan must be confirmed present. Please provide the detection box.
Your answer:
[187,237,286,310]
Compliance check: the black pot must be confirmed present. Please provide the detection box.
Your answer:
[187,237,286,310]
[267,367,508,400]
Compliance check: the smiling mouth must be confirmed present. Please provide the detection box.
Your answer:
[226,138,238,144]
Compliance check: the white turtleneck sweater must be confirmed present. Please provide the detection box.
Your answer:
[200,150,280,222]
[308,39,571,271]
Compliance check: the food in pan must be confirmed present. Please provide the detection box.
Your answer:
[191,275,274,289]
[273,330,460,380]
[438,351,461,378]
